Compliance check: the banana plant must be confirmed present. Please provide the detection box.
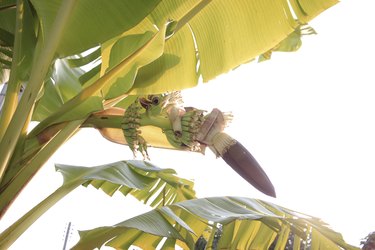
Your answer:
[0,0,350,248]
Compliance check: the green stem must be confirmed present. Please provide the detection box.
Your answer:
[82,113,172,130]
[139,113,172,130]
[83,114,124,129]
[173,0,213,34]
[0,107,35,188]
[0,119,83,219]
[0,0,77,182]
[0,0,25,140]
[0,179,82,249]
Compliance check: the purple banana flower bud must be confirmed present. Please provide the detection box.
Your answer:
[197,109,276,197]
[215,133,276,197]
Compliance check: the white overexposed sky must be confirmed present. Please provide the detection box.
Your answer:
[1,0,375,249]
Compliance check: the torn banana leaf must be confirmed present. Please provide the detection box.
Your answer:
[72,197,358,250]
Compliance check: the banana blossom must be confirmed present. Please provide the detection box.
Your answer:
[83,92,276,197]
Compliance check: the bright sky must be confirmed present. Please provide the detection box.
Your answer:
[1,0,375,249]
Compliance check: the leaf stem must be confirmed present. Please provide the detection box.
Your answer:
[139,113,172,130]
[0,0,77,182]
[173,0,213,34]
[0,179,82,249]
[0,119,83,219]
[82,114,123,129]
[0,0,25,140]
[1,108,35,186]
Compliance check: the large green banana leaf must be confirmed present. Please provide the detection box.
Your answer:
[57,160,196,207]
[1,0,338,124]
[0,160,195,249]
[74,0,339,95]
[11,0,337,96]
[27,0,338,131]
[72,196,358,250]
[128,0,338,94]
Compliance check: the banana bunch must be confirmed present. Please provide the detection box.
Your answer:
[164,108,205,152]
[121,101,149,159]
[121,92,206,155]
[87,92,276,197]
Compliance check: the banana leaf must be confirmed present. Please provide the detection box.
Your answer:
[0,160,195,249]
[27,0,338,123]
[128,0,338,94]
[72,196,358,250]
[56,160,196,207]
